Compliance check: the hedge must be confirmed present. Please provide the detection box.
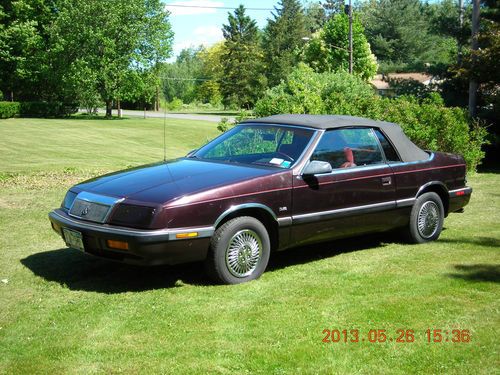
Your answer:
[0,101,20,119]
[19,101,78,117]
[0,101,78,118]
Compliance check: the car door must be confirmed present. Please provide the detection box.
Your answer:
[291,127,398,246]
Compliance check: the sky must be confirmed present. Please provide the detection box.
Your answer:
[164,0,298,60]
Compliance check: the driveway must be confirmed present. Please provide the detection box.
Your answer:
[111,109,234,123]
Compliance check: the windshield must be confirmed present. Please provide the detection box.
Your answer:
[193,124,315,168]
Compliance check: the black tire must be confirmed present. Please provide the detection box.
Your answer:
[204,216,270,284]
[405,192,444,244]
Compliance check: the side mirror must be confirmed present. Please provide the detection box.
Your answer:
[302,160,332,176]
[186,149,198,157]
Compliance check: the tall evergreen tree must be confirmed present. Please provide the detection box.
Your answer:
[322,0,345,20]
[304,2,327,33]
[263,0,307,87]
[220,5,266,108]
[360,0,432,65]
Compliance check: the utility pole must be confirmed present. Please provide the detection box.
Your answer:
[468,0,480,117]
[348,0,353,74]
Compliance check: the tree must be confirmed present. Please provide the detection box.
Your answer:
[304,1,327,33]
[197,42,225,105]
[460,0,500,118]
[162,46,204,103]
[303,13,377,80]
[199,42,226,83]
[322,0,345,20]
[0,0,64,101]
[262,0,308,87]
[51,0,173,117]
[220,5,266,108]
[0,0,173,113]
[360,0,438,68]
[428,0,471,61]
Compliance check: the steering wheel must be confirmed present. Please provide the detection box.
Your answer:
[275,151,294,162]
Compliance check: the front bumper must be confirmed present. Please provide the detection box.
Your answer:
[49,209,213,265]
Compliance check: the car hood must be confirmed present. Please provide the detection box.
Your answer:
[73,158,281,205]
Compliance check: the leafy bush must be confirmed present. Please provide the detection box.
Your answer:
[235,109,253,123]
[256,64,352,116]
[217,117,231,133]
[254,67,488,171]
[167,98,183,111]
[0,102,20,119]
[19,102,78,117]
[216,110,253,133]
[255,64,375,116]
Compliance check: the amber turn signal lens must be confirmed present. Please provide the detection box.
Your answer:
[106,240,129,250]
[175,232,198,239]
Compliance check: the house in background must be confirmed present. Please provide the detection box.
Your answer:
[371,73,435,97]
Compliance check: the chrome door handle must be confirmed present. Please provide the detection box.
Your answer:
[381,176,392,186]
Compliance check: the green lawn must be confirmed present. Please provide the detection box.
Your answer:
[0,118,499,374]
[0,116,219,173]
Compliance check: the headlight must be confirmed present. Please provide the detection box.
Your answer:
[61,191,78,210]
[108,204,156,229]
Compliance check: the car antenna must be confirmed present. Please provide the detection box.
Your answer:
[163,102,167,162]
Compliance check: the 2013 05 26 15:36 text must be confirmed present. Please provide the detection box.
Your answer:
[322,329,472,343]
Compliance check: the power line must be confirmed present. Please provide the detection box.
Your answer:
[165,4,274,11]
[162,77,210,81]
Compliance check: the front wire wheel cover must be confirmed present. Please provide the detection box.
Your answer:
[225,229,262,278]
[417,201,440,239]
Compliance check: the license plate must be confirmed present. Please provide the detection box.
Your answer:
[63,228,85,251]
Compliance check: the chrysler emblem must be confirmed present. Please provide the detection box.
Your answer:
[81,207,89,216]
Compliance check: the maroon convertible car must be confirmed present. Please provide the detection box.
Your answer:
[49,115,472,284]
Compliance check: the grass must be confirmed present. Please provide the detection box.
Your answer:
[0,117,499,374]
[0,116,219,173]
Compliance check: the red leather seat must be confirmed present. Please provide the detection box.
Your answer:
[340,147,356,168]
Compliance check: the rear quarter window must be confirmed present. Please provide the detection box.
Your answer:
[374,129,400,163]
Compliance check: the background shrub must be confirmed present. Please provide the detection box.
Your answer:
[0,102,20,119]
[19,102,78,117]
[254,67,487,171]
[217,117,231,133]
[167,98,183,111]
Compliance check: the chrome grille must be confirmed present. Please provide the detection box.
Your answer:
[69,199,112,223]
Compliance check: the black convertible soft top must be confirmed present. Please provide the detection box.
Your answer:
[243,114,430,163]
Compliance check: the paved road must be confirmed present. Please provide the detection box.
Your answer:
[85,109,235,123]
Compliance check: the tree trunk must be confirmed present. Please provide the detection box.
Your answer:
[117,99,121,118]
[10,91,14,102]
[468,81,478,117]
[457,0,464,65]
[105,99,113,118]
[468,0,480,118]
